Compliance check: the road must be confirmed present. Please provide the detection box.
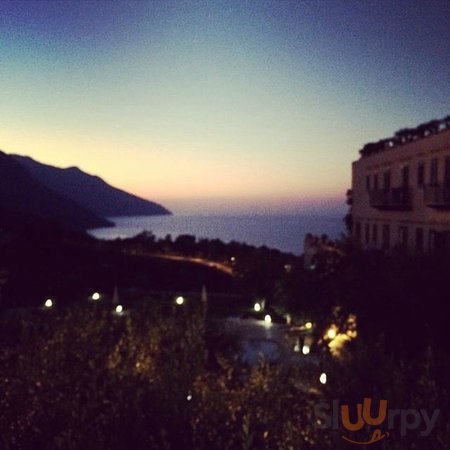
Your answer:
[146,253,234,276]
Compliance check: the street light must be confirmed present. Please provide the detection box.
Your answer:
[91,292,100,301]
[175,296,184,306]
[302,345,311,355]
[264,314,272,325]
[305,321,313,330]
[115,304,123,314]
[319,372,327,385]
[254,302,261,312]
[327,328,337,339]
[44,299,53,309]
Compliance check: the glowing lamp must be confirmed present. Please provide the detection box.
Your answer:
[327,328,337,339]
[44,299,53,308]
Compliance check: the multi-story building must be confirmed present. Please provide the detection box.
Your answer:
[351,116,450,252]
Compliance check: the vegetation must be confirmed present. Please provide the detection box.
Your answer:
[1,225,449,448]
[359,115,450,157]
[0,302,328,450]
[0,230,236,309]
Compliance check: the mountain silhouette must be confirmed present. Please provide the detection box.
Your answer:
[12,154,171,218]
[0,151,112,231]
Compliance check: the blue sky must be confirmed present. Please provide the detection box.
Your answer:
[1,0,449,214]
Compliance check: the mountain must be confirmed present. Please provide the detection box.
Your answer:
[12,155,171,218]
[0,151,112,231]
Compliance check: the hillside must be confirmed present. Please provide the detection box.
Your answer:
[0,151,112,231]
[13,155,171,218]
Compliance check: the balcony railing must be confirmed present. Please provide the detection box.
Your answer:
[424,185,450,209]
[369,187,412,210]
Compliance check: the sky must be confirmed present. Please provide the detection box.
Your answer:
[1,0,449,215]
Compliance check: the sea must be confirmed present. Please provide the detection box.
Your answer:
[88,214,344,256]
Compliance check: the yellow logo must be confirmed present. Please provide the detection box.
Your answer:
[340,398,389,444]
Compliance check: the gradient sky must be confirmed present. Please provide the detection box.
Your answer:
[1,0,449,215]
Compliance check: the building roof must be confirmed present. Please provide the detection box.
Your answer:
[359,116,450,158]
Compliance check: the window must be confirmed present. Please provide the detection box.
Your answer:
[355,222,362,244]
[366,175,371,190]
[415,228,424,252]
[417,162,425,187]
[401,165,410,187]
[430,158,439,185]
[445,156,450,187]
[382,225,390,250]
[398,226,408,248]
[429,230,437,252]
[383,171,391,190]
[444,157,450,201]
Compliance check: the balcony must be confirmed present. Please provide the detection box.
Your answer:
[424,185,450,209]
[369,187,412,210]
